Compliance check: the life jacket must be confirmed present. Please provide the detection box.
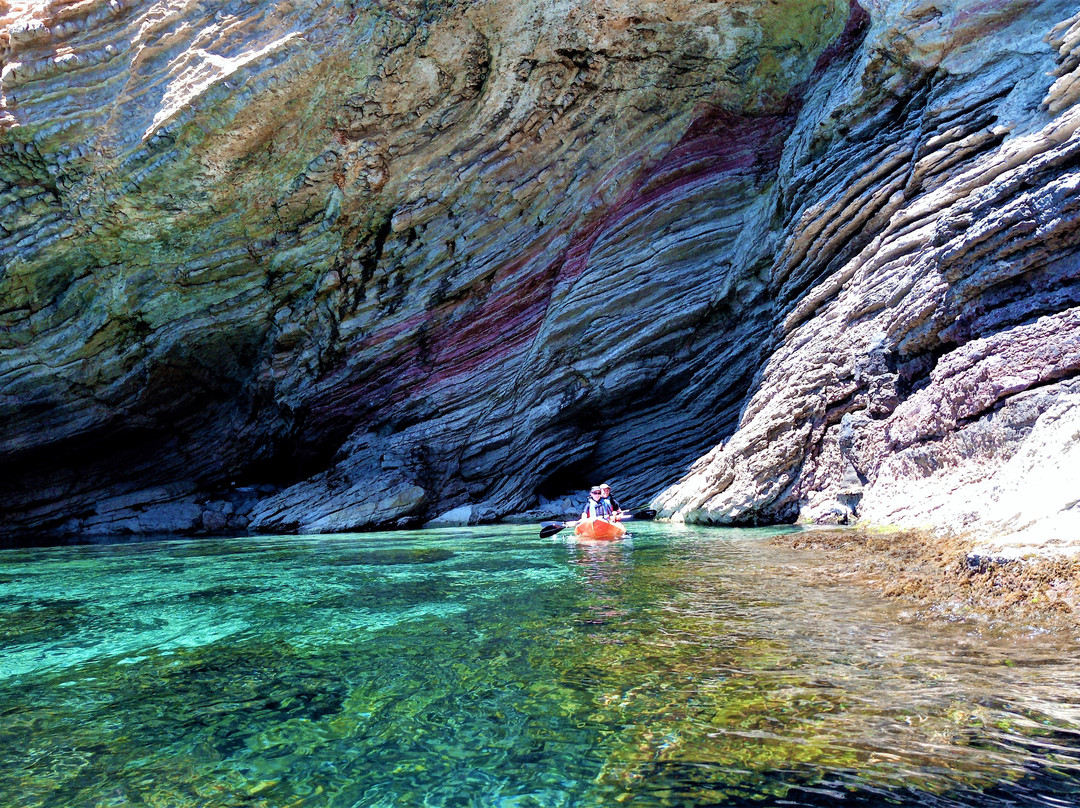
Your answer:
[582,498,613,519]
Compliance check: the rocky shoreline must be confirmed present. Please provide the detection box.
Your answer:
[772,527,1080,628]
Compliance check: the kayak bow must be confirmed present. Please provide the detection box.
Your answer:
[573,517,627,541]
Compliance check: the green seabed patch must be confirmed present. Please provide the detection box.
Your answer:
[0,616,1053,807]
[448,555,559,573]
[0,602,88,646]
[0,645,351,807]
[320,547,456,567]
[313,577,459,610]
[0,527,1077,807]
[173,584,273,602]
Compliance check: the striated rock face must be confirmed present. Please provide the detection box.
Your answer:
[0,0,1077,542]
[656,2,1080,550]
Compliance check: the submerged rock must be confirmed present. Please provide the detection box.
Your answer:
[0,0,1077,544]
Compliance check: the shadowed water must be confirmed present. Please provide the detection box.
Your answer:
[2,523,1080,807]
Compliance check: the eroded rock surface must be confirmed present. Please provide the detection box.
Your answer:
[0,0,1077,542]
[657,2,1080,551]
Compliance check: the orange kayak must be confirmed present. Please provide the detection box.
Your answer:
[574,517,627,541]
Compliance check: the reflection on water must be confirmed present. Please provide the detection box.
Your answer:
[2,524,1080,807]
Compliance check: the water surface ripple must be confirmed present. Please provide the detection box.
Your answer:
[2,524,1079,807]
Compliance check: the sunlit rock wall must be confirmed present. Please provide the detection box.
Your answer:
[657,2,1080,553]
[1,0,1077,543]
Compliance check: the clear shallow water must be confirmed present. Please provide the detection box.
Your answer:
[2,524,1080,808]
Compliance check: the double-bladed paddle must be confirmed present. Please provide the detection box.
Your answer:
[539,521,569,538]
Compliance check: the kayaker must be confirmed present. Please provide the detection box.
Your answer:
[581,486,614,520]
[599,483,623,519]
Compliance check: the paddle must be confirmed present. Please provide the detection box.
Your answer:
[538,508,657,538]
[539,521,569,538]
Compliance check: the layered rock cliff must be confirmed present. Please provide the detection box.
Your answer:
[0,0,1077,545]
[655,1,1080,557]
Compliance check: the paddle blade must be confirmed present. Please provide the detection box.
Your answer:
[631,509,657,521]
[539,522,567,538]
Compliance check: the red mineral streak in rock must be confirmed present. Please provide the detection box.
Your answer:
[425,260,562,381]
[813,0,871,76]
[553,108,796,293]
[303,243,564,440]
[660,109,796,187]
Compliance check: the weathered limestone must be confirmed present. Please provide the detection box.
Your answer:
[971,393,1080,558]
[1,0,1077,545]
[657,2,1080,551]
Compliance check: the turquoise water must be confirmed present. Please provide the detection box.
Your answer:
[3,523,1080,807]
